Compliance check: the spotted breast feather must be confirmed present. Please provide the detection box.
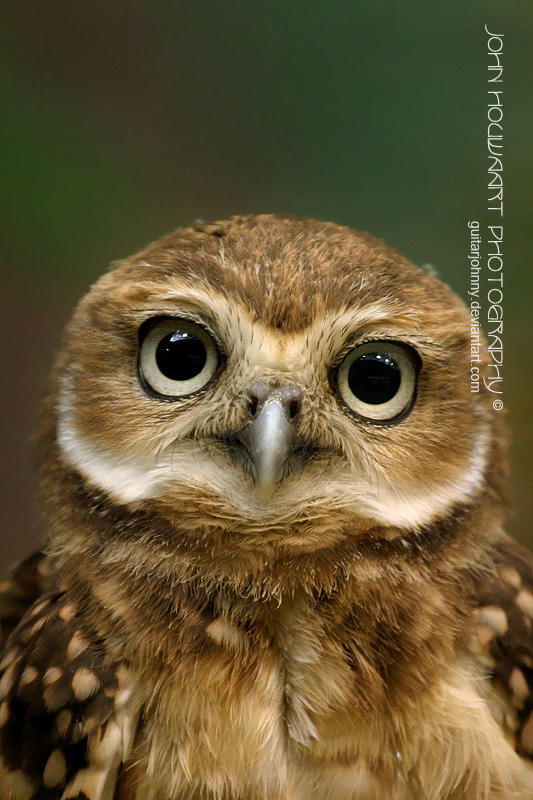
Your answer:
[0,555,139,800]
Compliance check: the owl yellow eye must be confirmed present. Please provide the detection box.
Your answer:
[138,318,221,399]
[336,341,419,422]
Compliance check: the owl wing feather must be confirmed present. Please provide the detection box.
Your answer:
[471,538,533,759]
[0,558,140,800]
[0,551,55,651]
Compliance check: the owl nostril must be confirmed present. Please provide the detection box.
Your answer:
[248,395,259,417]
[278,385,302,420]
[287,398,300,419]
[247,380,270,418]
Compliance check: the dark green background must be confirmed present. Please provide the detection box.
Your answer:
[1,2,531,567]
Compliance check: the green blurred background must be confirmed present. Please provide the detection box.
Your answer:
[1,1,531,567]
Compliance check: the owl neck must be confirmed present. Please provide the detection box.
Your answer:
[41,464,507,706]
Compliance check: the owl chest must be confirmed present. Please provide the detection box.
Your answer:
[132,608,391,800]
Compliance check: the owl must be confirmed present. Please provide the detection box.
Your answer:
[1,214,532,800]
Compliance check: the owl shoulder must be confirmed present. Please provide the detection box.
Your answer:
[0,573,140,799]
[0,551,54,650]
[471,537,533,759]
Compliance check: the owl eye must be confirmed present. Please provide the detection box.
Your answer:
[336,341,419,422]
[138,318,221,399]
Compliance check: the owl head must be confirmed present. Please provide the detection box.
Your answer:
[40,215,506,591]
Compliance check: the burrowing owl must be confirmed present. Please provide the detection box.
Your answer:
[1,215,532,799]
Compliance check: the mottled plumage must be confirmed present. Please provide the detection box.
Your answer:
[0,572,137,799]
[1,214,532,798]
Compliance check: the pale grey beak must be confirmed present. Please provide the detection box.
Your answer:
[239,382,302,501]
[248,400,296,501]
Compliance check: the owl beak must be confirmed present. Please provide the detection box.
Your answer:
[248,401,295,501]
[241,382,302,502]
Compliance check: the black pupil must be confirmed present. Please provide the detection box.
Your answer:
[156,330,207,381]
[348,353,401,405]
